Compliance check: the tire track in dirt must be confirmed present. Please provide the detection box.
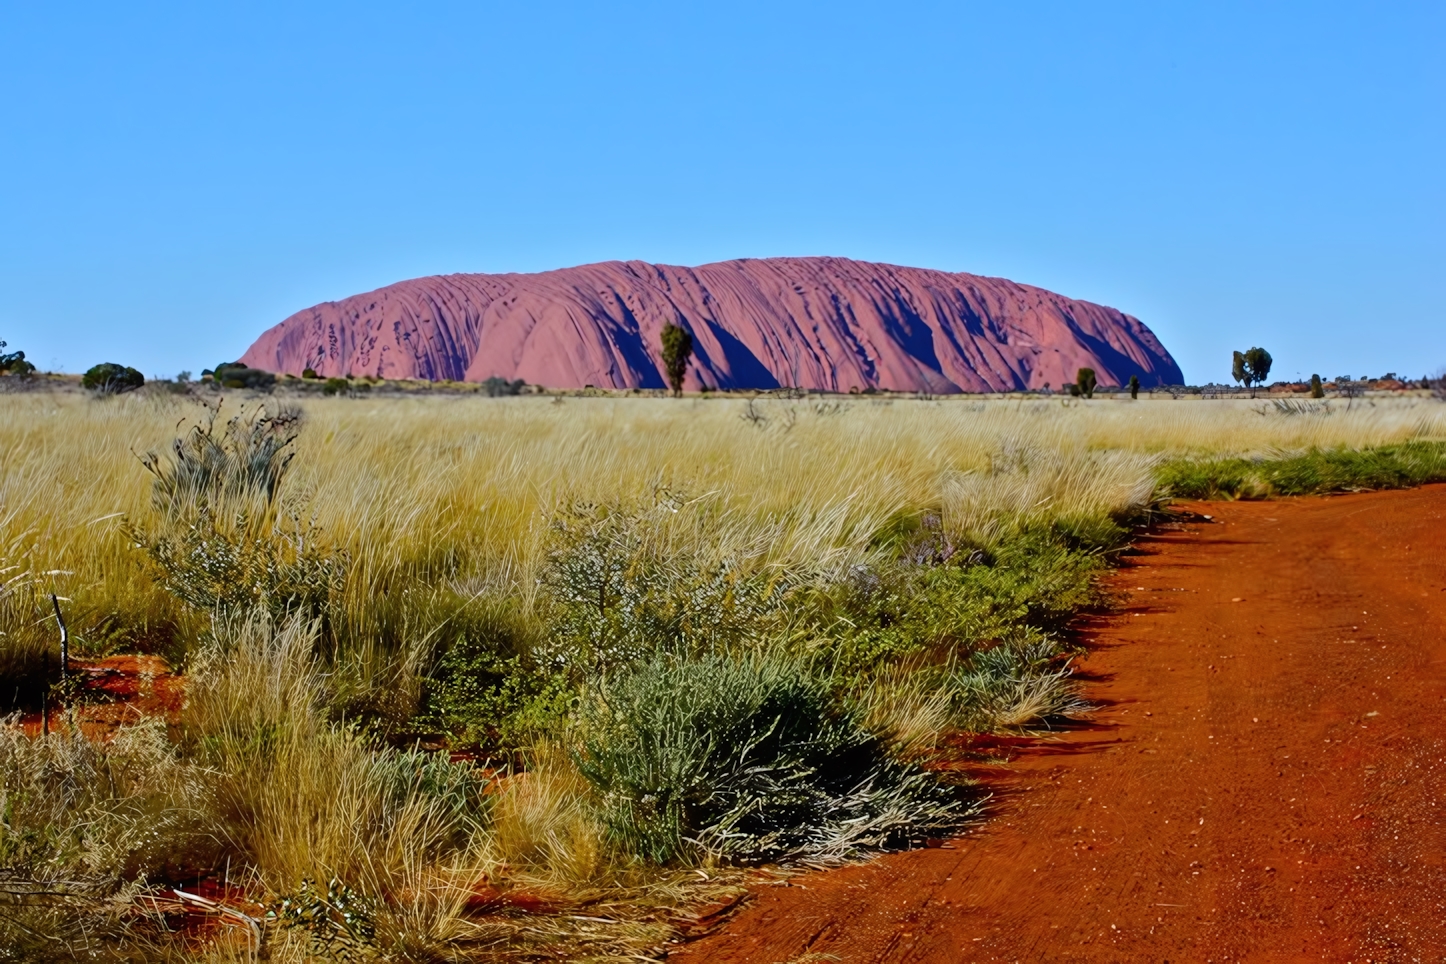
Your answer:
[674,485,1446,962]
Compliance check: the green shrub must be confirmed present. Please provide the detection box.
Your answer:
[573,652,970,865]
[946,641,1087,730]
[411,598,573,752]
[130,405,344,622]
[541,500,792,676]
[81,363,144,395]
[1158,441,1446,500]
[828,519,1109,682]
[0,338,25,374]
[482,375,527,397]
[323,377,350,396]
[209,361,277,391]
[1076,368,1097,399]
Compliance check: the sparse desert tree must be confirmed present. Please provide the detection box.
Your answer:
[661,322,693,397]
[0,339,34,376]
[483,375,527,397]
[1231,347,1273,398]
[1310,374,1325,398]
[82,362,145,395]
[1129,375,1140,400]
[1075,368,1097,399]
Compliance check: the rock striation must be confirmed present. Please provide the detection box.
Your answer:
[239,257,1182,392]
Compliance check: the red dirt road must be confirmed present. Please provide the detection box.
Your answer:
[675,486,1446,963]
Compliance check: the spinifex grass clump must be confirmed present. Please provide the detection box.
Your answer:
[574,652,970,866]
[0,719,216,959]
[948,641,1089,730]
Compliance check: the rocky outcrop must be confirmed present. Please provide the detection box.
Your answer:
[239,257,1182,392]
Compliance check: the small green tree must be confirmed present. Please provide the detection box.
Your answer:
[1075,368,1097,399]
[1309,374,1324,398]
[82,362,145,395]
[1128,374,1140,400]
[661,323,693,398]
[0,339,33,375]
[1231,347,1273,398]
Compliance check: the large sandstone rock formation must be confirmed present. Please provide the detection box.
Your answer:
[239,257,1182,392]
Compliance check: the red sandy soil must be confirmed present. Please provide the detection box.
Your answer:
[675,485,1446,963]
[18,654,184,739]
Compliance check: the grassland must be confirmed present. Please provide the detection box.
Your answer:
[2,388,1444,961]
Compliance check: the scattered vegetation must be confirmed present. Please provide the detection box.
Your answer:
[482,376,527,397]
[1159,439,1446,500]
[3,391,1445,959]
[207,361,277,391]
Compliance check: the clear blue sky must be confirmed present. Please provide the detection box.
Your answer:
[2,1,1441,384]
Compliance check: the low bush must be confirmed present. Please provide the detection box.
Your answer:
[1158,440,1446,499]
[540,498,794,676]
[129,403,344,623]
[483,375,527,397]
[573,652,971,865]
[947,641,1087,731]
[209,361,277,391]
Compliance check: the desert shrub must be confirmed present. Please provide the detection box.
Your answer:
[540,499,793,676]
[129,403,344,622]
[418,639,573,754]
[209,361,277,391]
[482,375,527,397]
[573,652,970,865]
[322,376,350,396]
[827,516,1109,681]
[401,595,573,752]
[946,641,1088,731]
[81,363,144,395]
[1158,441,1446,500]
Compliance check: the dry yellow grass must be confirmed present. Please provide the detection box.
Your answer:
[4,388,1445,960]
[6,391,1442,644]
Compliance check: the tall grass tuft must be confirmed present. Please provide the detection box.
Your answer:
[573,652,971,866]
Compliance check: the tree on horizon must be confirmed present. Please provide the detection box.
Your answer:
[661,323,693,398]
[1232,347,1273,398]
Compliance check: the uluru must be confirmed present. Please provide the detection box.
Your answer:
[238,257,1183,392]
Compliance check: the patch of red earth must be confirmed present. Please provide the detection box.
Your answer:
[16,654,185,739]
[134,879,266,951]
[674,485,1446,962]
